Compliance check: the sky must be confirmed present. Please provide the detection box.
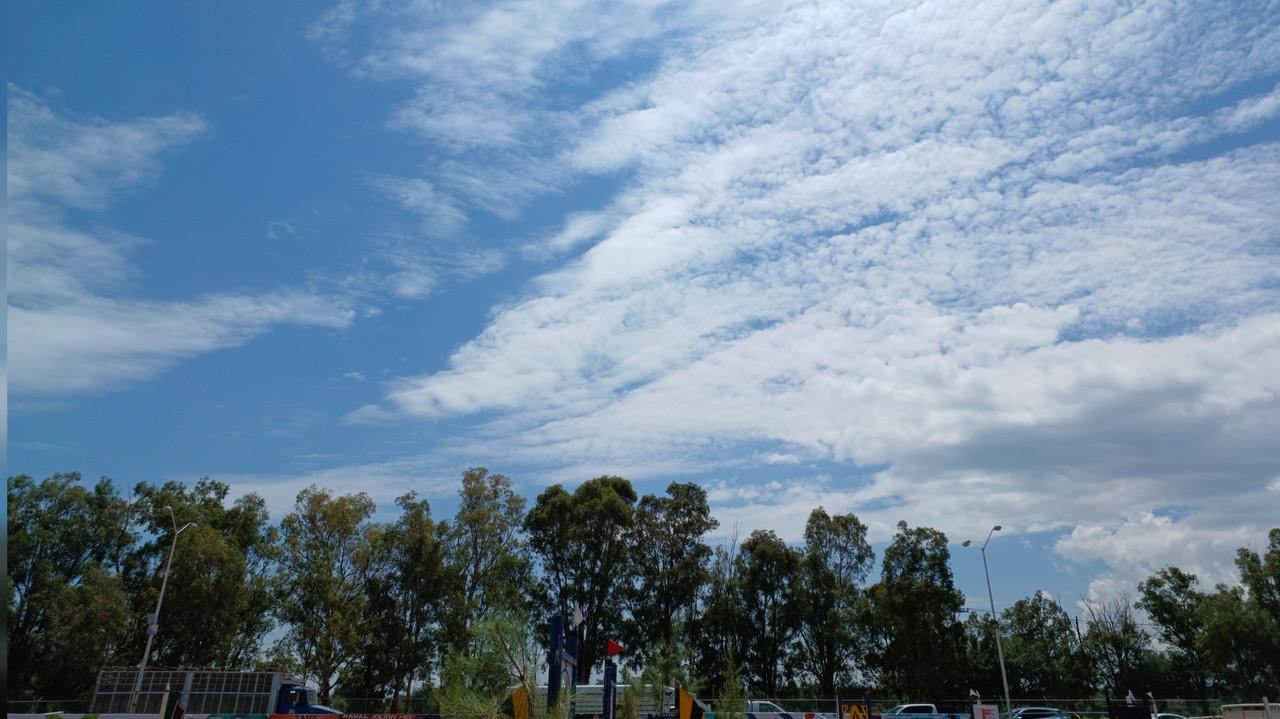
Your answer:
[7,0,1280,616]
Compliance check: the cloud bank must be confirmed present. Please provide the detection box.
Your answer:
[311,0,1280,595]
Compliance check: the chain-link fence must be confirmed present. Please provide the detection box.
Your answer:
[8,699,95,714]
[696,698,1232,718]
[4,696,1236,718]
[323,697,442,714]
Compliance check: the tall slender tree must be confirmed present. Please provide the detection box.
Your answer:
[1137,568,1209,696]
[1001,592,1091,697]
[525,475,638,682]
[624,482,718,664]
[440,468,535,657]
[736,529,801,696]
[691,533,745,697]
[1081,594,1150,696]
[389,492,448,706]
[275,486,376,702]
[340,522,400,705]
[794,508,875,696]
[128,479,279,668]
[870,521,966,699]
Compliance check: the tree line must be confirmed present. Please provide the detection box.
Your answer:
[8,471,1279,708]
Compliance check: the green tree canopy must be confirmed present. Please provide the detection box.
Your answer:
[7,473,135,699]
[1137,567,1209,696]
[736,528,801,696]
[623,482,718,665]
[1082,594,1151,695]
[525,475,637,682]
[794,508,875,696]
[441,468,537,657]
[128,478,278,668]
[274,485,376,702]
[1001,592,1091,697]
[870,521,966,699]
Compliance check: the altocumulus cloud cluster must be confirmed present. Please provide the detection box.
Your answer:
[332,0,1280,596]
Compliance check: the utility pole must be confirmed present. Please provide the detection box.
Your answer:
[964,526,1012,715]
[128,507,196,713]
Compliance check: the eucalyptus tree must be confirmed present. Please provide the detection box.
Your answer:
[1081,594,1150,696]
[1137,568,1209,696]
[275,486,376,702]
[389,492,449,706]
[7,473,135,699]
[1001,592,1091,697]
[128,478,279,668]
[870,521,966,699]
[624,482,718,665]
[794,508,875,696]
[525,475,637,682]
[440,468,536,657]
[736,529,801,696]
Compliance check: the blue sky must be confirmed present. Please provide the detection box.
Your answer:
[8,0,1280,613]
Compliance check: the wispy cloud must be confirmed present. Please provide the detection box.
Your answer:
[368,174,468,236]
[312,0,686,222]
[219,454,469,519]
[8,87,357,395]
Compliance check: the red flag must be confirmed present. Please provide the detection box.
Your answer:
[606,639,625,656]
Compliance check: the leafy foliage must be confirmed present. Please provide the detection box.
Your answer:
[7,470,1280,706]
[794,508,875,696]
[442,468,537,657]
[274,486,376,701]
[870,521,967,699]
[624,483,718,666]
[526,476,638,682]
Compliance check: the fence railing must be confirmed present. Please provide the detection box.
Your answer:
[5,696,1247,717]
[698,698,1237,717]
[8,699,95,714]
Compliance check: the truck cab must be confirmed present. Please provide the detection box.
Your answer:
[276,683,342,715]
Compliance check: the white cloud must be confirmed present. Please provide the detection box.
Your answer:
[219,455,466,520]
[342,403,399,425]
[7,84,207,211]
[7,88,357,395]
[10,293,352,394]
[329,0,1280,591]
[369,174,468,235]
[1055,513,1261,605]
[313,0,688,223]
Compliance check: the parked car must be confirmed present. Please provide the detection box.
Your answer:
[745,700,835,719]
[1155,713,1187,719]
[884,706,939,716]
[1005,708,1070,719]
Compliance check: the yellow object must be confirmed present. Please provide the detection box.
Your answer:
[845,705,869,719]
[677,688,704,719]
[512,685,531,719]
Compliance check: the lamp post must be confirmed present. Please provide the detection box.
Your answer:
[963,526,1011,715]
[128,506,196,713]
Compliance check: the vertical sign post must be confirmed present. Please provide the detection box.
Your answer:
[548,615,564,711]
[603,660,617,719]
[566,627,579,719]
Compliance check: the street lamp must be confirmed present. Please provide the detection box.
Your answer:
[963,525,1011,715]
[128,506,196,713]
